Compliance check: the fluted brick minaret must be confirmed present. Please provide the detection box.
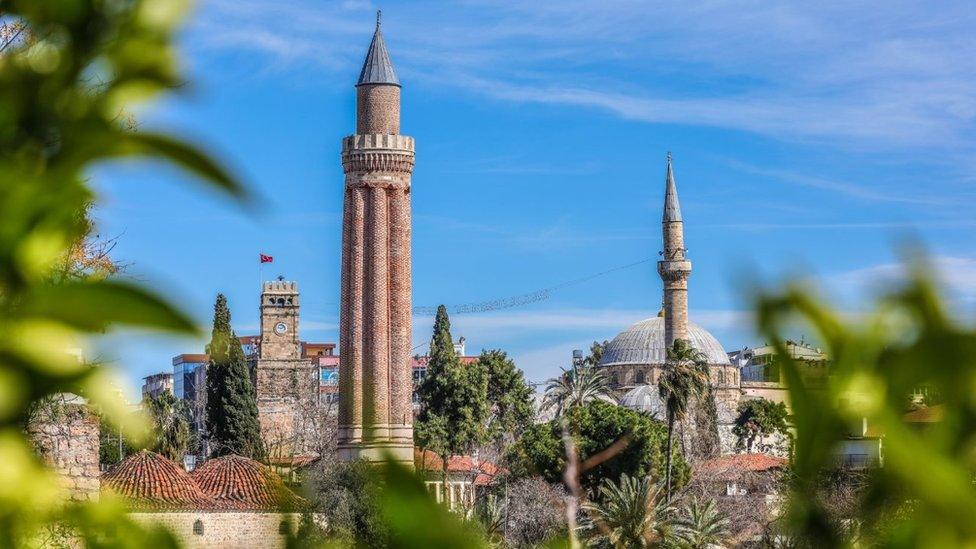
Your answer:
[658,153,692,346]
[337,12,414,464]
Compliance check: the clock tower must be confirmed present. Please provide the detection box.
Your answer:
[259,280,301,360]
[252,279,317,457]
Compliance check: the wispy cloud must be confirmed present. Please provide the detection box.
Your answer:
[823,256,976,304]
[191,1,976,153]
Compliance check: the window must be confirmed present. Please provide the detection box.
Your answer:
[635,372,645,384]
[193,519,204,535]
[278,520,290,535]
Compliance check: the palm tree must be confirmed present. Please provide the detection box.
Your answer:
[582,473,673,548]
[659,339,709,503]
[673,497,730,548]
[541,363,616,417]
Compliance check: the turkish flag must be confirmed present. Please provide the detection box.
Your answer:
[260,254,273,263]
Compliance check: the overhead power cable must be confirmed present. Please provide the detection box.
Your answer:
[411,257,653,316]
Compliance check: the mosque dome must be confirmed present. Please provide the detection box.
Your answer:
[599,317,731,367]
[620,384,666,418]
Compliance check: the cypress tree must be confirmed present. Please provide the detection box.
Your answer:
[205,294,264,459]
[415,305,489,480]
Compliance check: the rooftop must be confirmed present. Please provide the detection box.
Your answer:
[357,12,400,87]
[190,455,308,511]
[696,453,788,480]
[414,449,502,486]
[101,450,218,510]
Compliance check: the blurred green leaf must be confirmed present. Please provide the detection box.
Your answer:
[19,280,198,334]
[380,458,489,549]
[113,131,248,201]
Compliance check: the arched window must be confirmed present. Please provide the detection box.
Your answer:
[193,519,204,536]
[635,371,645,384]
[278,520,290,535]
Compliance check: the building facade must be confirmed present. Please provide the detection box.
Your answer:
[337,16,415,464]
[142,372,174,400]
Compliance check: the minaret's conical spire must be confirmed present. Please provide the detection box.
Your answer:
[663,151,682,222]
[357,10,400,87]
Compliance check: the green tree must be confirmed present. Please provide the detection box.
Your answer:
[205,294,263,459]
[144,391,191,462]
[507,400,689,492]
[733,398,790,453]
[659,339,709,503]
[541,363,615,417]
[584,340,610,367]
[479,349,534,443]
[673,497,730,548]
[416,305,490,481]
[581,473,673,548]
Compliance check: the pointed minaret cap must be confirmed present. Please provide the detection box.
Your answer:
[357,10,400,87]
[663,151,682,222]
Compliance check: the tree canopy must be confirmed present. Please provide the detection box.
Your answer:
[506,400,689,492]
[479,349,534,443]
[733,398,791,453]
[415,305,490,465]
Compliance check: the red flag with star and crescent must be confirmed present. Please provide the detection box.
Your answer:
[260,254,273,263]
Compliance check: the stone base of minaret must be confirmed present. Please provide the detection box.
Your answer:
[337,424,414,463]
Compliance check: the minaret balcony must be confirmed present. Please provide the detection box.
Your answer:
[657,260,692,279]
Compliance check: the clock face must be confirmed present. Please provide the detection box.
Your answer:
[274,322,288,335]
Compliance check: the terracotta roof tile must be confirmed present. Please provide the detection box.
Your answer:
[191,455,308,511]
[696,453,787,480]
[101,450,218,511]
[904,404,943,423]
[414,449,502,485]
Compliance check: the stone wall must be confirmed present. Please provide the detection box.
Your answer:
[129,512,301,549]
[26,397,100,502]
[252,358,319,457]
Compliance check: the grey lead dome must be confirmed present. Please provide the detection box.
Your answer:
[599,316,731,367]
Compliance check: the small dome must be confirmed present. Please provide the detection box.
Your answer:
[190,455,307,511]
[101,450,216,510]
[600,317,730,367]
[620,385,665,418]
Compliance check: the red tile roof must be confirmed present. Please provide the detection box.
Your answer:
[411,356,479,368]
[414,449,502,486]
[696,453,788,480]
[904,404,943,423]
[190,455,308,511]
[101,450,218,510]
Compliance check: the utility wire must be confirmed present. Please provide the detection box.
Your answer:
[411,257,653,316]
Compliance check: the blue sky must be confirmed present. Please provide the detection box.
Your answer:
[91,0,976,397]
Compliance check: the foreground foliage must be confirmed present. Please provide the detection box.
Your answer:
[0,0,245,545]
[758,257,976,547]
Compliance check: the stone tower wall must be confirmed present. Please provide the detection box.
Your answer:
[259,281,301,360]
[254,281,318,457]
